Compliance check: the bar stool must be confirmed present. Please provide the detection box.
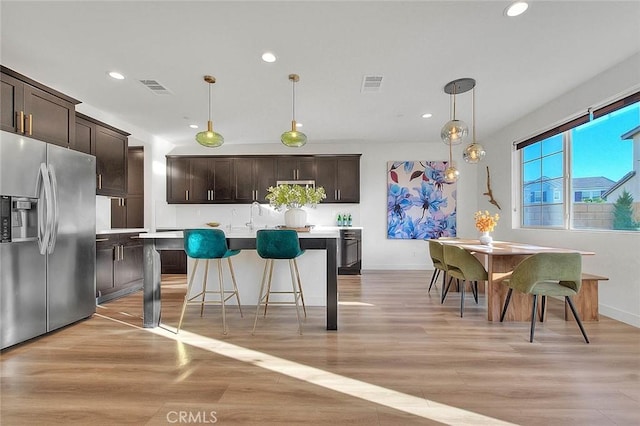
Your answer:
[178,229,243,334]
[252,229,306,335]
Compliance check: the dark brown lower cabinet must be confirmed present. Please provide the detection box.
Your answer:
[160,250,187,274]
[96,233,143,304]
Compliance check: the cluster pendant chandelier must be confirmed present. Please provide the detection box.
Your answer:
[195,75,224,148]
[440,77,485,182]
[281,74,307,147]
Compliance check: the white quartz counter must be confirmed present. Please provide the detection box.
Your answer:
[139,226,340,239]
[97,228,148,235]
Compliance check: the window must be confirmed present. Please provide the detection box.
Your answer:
[518,92,640,231]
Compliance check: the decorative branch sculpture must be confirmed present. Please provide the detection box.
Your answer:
[483,166,501,210]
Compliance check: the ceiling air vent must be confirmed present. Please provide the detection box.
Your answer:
[361,75,383,93]
[139,79,172,95]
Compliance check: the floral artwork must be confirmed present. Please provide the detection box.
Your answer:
[387,161,457,239]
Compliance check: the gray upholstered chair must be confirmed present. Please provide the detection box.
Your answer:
[427,240,448,293]
[499,252,589,343]
[442,244,487,317]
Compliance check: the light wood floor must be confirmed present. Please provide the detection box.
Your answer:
[1,271,639,425]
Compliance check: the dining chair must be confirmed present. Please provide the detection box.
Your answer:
[499,252,589,343]
[427,240,448,293]
[252,229,306,335]
[442,244,487,317]
[178,229,243,334]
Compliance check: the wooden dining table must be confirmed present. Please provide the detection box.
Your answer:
[434,239,595,321]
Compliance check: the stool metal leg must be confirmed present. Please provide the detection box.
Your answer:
[227,258,243,317]
[263,260,275,317]
[292,258,306,317]
[177,258,200,333]
[200,259,210,317]
[289,259,303,335]
[253,260,271,334]
[216,259,227,335]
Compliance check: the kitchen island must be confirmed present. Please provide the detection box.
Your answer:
[138,228,340,330]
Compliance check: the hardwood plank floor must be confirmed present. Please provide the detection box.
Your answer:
[2,271,639,425]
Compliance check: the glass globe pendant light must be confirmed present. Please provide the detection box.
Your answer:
[444,131,459,183]
[281,74,307,147]
[441,79,472,145]
[463,86,486,164]
[195,75,224,147]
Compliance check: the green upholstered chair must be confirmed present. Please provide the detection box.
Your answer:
[252,229,306,335]
[442,244,487,317]
[427,240,448,293]
[500,252,589,343]
[178,229,243,334]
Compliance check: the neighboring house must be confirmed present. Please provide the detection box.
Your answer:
[573,176,616,202]
[603,125,640,203]
[522,177,563,205]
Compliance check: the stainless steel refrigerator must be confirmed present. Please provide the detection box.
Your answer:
[1,131,96,349]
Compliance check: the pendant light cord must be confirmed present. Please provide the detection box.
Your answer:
[208,82,212,121]
[291,79,296,122]
[472,86,476,143]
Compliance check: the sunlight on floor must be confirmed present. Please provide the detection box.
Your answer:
[96,313,516,425]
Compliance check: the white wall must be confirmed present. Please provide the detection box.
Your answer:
[479,53,640,327]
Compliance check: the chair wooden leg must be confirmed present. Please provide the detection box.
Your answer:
[428,269,440,293]
[217,259,227,335]
[500,288,513,322]
[540,295,546,322]
[177,258,200,333]
[566,296,590,343]
[289,259,303,335]
[530,295,538,342]
[252,260,271,335]
[227,258,243,317]
[292,258,306,317]
[200,259,210,317]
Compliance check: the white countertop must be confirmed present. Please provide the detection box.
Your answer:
[139,226,340,239]
[97,228,149,235]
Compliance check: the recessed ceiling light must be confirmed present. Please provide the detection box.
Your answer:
[189,124,198,129]
[108,71,125,80]
[505,1,529,17]
[261,52,276,63]
[421,113,433,119]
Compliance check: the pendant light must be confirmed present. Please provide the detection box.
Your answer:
[441,78,474,145]
[444,134,460,183]
[281,73,307,147]
[195,75,224,147]
[463,85,486,163]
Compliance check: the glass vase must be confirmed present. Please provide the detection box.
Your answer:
[479,231,493,245]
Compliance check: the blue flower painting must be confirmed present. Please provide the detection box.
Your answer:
[387,161,457,239]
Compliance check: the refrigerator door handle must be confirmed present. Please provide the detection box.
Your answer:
[47,165,59,254]
[36,163,53,255]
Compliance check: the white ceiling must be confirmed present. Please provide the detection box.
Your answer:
[1,1,639,147]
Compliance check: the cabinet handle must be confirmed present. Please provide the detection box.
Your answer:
[27,114,33,136]
[97,174,102,189]
[95,238,109,242]
[185,190,189,201]
[120,245,125,261]
[337,189,341,200]
[17,111,24,134]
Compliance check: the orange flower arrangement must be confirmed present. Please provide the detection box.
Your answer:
[474,210,500,232]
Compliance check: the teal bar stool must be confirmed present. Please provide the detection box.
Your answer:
[252,229,306,335]
[178,229,243,334]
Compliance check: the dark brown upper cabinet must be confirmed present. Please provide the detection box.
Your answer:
[276,156,315,181]
[112,147,144,229]
[166,156,234,204]
[234,157,276,203]
[76,113,130,197]
[315,156,361,203]
[1,66,79,148]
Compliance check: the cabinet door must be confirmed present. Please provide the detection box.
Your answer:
[23,84,75,148]
[110,198,127,228]
[160,250,187,274]
[190,158,212,203]
[73,116,95,155]
[0,73,24,133]
[233,157,255,202]
[95,126,127,197]
[254,157,276,201]
[212,158,233,202]
[96,239,115,298]
[114,243,144,289]
[166,157,191,203]
[315,158,338,202]
[336,157,360,202]
[276,157,315,181]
